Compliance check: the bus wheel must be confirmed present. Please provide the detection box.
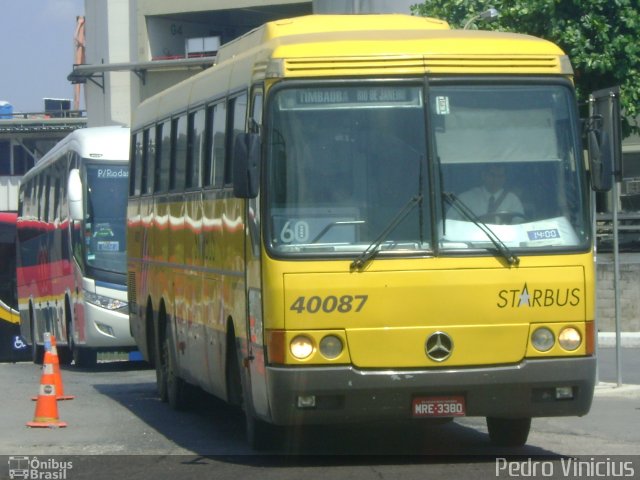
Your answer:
[57,346,73,366]
[30,314,43,365]
[151,306,167,402]
[73,347,97,368]
[245,409,277,451]
[228,339,279,450]
[486,417,531,447]
[165,319,189,410]
[31,341,44,365]
[155,333,168,402]
[59,302,74,365]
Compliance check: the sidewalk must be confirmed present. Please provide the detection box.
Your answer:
[598,331,640,348]
[595,338,640,388]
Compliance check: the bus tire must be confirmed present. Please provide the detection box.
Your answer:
[165,317,189,410]
[73,347,97,368]
[486,417,531,447]
[245,410,276,451]
[58,346,73,366]
[30,309,43,365]
[227,334,279,450]
[153,304,168,402]
[59,303,74,366]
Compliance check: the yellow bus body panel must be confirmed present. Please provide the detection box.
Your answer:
[263,253,593,367]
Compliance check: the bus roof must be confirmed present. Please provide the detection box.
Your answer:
[21,125,130,183]
[134,14,571,128]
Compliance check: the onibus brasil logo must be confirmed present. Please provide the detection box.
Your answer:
[8,456,73,479]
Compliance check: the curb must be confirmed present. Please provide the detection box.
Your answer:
[594,382,640,397]
[598,332,640,348]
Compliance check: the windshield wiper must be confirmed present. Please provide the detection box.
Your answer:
[350,195,423,271]
[442,192,519,266]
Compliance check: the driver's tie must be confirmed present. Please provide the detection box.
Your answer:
[487,195,497,213]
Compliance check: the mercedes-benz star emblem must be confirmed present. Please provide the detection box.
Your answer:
[425,331,453,362]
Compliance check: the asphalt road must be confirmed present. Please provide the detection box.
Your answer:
[0,347,638,480]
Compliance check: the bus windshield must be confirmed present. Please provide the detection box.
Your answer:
[84,163,128,273]
[265,82,589,258]
[436,84,589,252]
[266,84,429,256]
[0,215,17,310]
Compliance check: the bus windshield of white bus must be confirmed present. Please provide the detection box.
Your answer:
[265,82,589,258]
[84,163,128,273]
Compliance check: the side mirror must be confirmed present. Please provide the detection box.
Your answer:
[587,87,621,192]
[233,133,261,199]
[587,124,613,192]
[68,168,84,221]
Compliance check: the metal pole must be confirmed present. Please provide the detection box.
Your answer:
[612,180,622,386]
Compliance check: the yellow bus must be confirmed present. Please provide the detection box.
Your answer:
[127,14,615,449]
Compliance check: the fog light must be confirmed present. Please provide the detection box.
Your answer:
[95,322,115,337]
[556,386,574,400]
[290,335,314,359]
[531,327,554,352]
[558,327,581,351]
[319,335,343,359]
[297,395,316,408]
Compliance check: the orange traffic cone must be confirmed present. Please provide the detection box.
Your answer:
[49,335,74,401]
[27,362,67,428]
[31,334,74,401]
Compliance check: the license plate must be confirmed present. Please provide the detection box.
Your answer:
[412,395,466,417]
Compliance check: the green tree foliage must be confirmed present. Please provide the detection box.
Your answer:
[412,0,640,135]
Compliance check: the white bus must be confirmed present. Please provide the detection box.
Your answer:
[17,126,135,367]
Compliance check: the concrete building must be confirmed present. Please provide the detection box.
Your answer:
[70,0,417,127]
[71,0,316,127]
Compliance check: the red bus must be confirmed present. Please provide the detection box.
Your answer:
[0,212,30,361]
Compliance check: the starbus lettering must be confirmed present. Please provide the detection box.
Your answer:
[497,283,581,308]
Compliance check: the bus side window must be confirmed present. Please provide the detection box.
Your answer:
[143,126,156,195]
[210,102,226,189]
[187,109,205,189]
[140,129,149,194]
[42,175,51,223]
[170,115,188,191]
[225,93,247,186]
[251,90,263,131]
[156,120,171,193]
[130,132,143,196]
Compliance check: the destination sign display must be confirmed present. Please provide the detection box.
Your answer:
[278,86,422,110]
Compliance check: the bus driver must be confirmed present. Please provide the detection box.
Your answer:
[451,164,524,224]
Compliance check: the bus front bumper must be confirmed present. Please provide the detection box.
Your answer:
[82,303,136,348]
[264,356,596,425]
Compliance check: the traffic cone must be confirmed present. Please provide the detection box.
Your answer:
[27,362,67,428]
[49,335,74,401]
[31,334,74,401]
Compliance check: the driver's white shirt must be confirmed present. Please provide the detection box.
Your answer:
[453,186,524,218]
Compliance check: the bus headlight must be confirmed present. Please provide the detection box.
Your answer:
[558,327,581,351]
[290,335,314,360]
[84,291,128,311]
[531,327,555,352]
[319,335,343,359]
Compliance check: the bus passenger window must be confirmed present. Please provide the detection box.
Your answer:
[210,103,226,188]
[187,110,205,189]
[171,115,187,191]
[226,94,247,186]
[156,121,171,193]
